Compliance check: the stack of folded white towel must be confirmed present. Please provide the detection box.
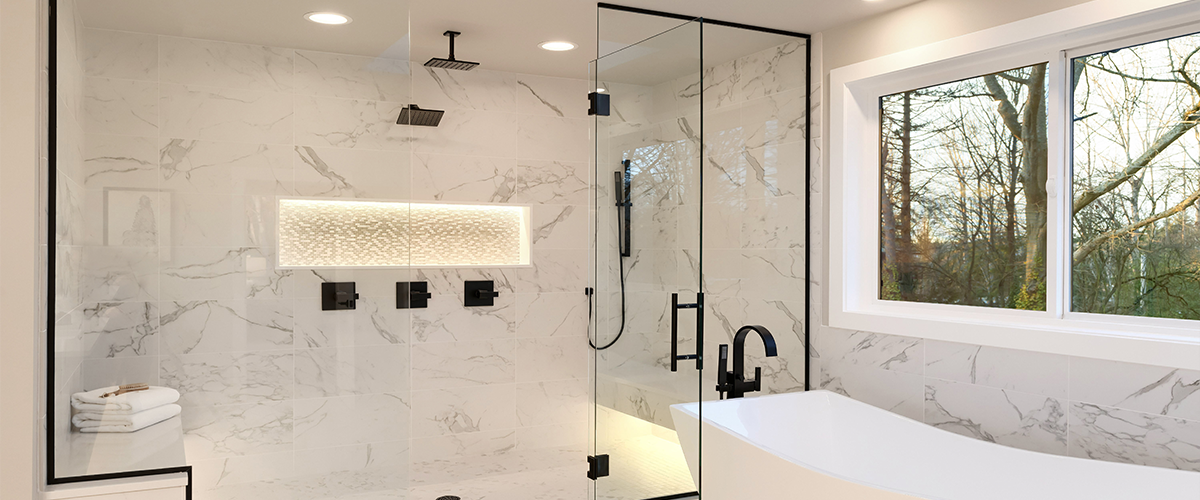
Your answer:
[71,385,182,433]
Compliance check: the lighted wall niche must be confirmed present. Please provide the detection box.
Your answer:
[278,198,531,267]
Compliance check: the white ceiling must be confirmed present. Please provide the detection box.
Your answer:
[77,0,924,80]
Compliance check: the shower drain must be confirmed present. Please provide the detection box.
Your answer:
[436,496,461,500]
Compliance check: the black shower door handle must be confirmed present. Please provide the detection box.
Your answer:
[670,292,702,372]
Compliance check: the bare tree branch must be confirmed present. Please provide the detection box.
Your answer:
[1073,184,1200,265]
[1072,101,1200,215]
[983,75,1024,139]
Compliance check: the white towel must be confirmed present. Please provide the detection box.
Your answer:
[71,386,180,415]
[73,404,182,433]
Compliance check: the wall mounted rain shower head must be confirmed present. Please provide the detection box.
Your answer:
[425,31,479,71]
[397,105,444,127]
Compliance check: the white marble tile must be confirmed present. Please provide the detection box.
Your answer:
[734,40,807,102]
[741,88,805,150]
[159,299,293,355]
[292,268,414,299]
[80,246,158,302]
[515,292,588,338]
[925,379,1068,456]
[408,431,520,486]
[414,66,517,112]
[743,135,806,199]
[411,385,517,437]
[740,248,805,302]
[288,441,409,499]
[409,464,587,500]
[181,401,292,460]
[161,351,292,405]
[411,339,516,390]
[82,28,158,81]
[57,301,158,358]
[412,108,517,158]
[190,453,294,500]
[293,50,411,101]
[1070,357,1200,421]
[512,249,587,293]
[819,329,923,374]
[293,393,409,450]
[598,82,654,136]
[1069,402,1200,472]
[515,159,589,206]
[159,83,293,144]
[411,153,516,202]
[293,145,410,199]
[162,192,243,247]
[531,205,587,250]
[294,95,408,150]
[926,340,1068,399]
[516,380,588,427]
[82,134,158,189]
[612,382,682,430]
[294,297,409,347]
[516,337,588,383]
[159,37,293,92]
[514,421,588,452]
[160,247,289,301]
[294,439,408,476]
[160,139,292,195]
[85,77,158,137]
[412,293,515,343]
[517,74,588,118]
[820,361,924,421]
[742,195,804,249]
[294,344,409,397]
[518,115,589,162]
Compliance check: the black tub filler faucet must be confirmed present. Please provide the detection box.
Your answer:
[716,325,778,399]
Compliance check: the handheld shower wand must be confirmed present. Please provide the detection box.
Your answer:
[590,160,632,350]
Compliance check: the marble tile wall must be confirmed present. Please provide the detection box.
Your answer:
[808,33,1200,474]
[58,27,590,499]
[51,0,92,472]
[593,39,809,429]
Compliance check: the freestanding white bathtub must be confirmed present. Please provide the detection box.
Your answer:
[670,390,1200,499]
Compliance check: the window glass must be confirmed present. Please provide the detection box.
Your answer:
[1072,33,1200,320]
[879,63,1049,310]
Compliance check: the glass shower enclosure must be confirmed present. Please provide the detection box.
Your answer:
[589,6,810,500]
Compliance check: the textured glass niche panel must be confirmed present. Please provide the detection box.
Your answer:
[278,199,530,267]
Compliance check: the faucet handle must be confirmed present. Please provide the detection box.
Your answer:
[753,366,762,392]
[717,344,729,398]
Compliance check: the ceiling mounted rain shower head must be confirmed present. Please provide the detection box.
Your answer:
[425,31,479,71]
[397,105,444,127]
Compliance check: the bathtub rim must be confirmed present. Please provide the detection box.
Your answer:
[671,389,1200,500]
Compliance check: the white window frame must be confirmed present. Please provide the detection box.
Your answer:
[829,0,1200,370]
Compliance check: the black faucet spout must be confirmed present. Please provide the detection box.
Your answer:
[718,325,777,399]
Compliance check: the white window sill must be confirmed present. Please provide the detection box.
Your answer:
[831,304,1200,370]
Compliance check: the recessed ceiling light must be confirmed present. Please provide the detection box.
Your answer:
[305,12,352,25]
[539,41,576,52]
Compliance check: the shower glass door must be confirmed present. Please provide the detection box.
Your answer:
[590,14,703,500]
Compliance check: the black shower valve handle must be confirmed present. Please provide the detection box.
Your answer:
[338,292,359,307]
[474,289,499,299]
